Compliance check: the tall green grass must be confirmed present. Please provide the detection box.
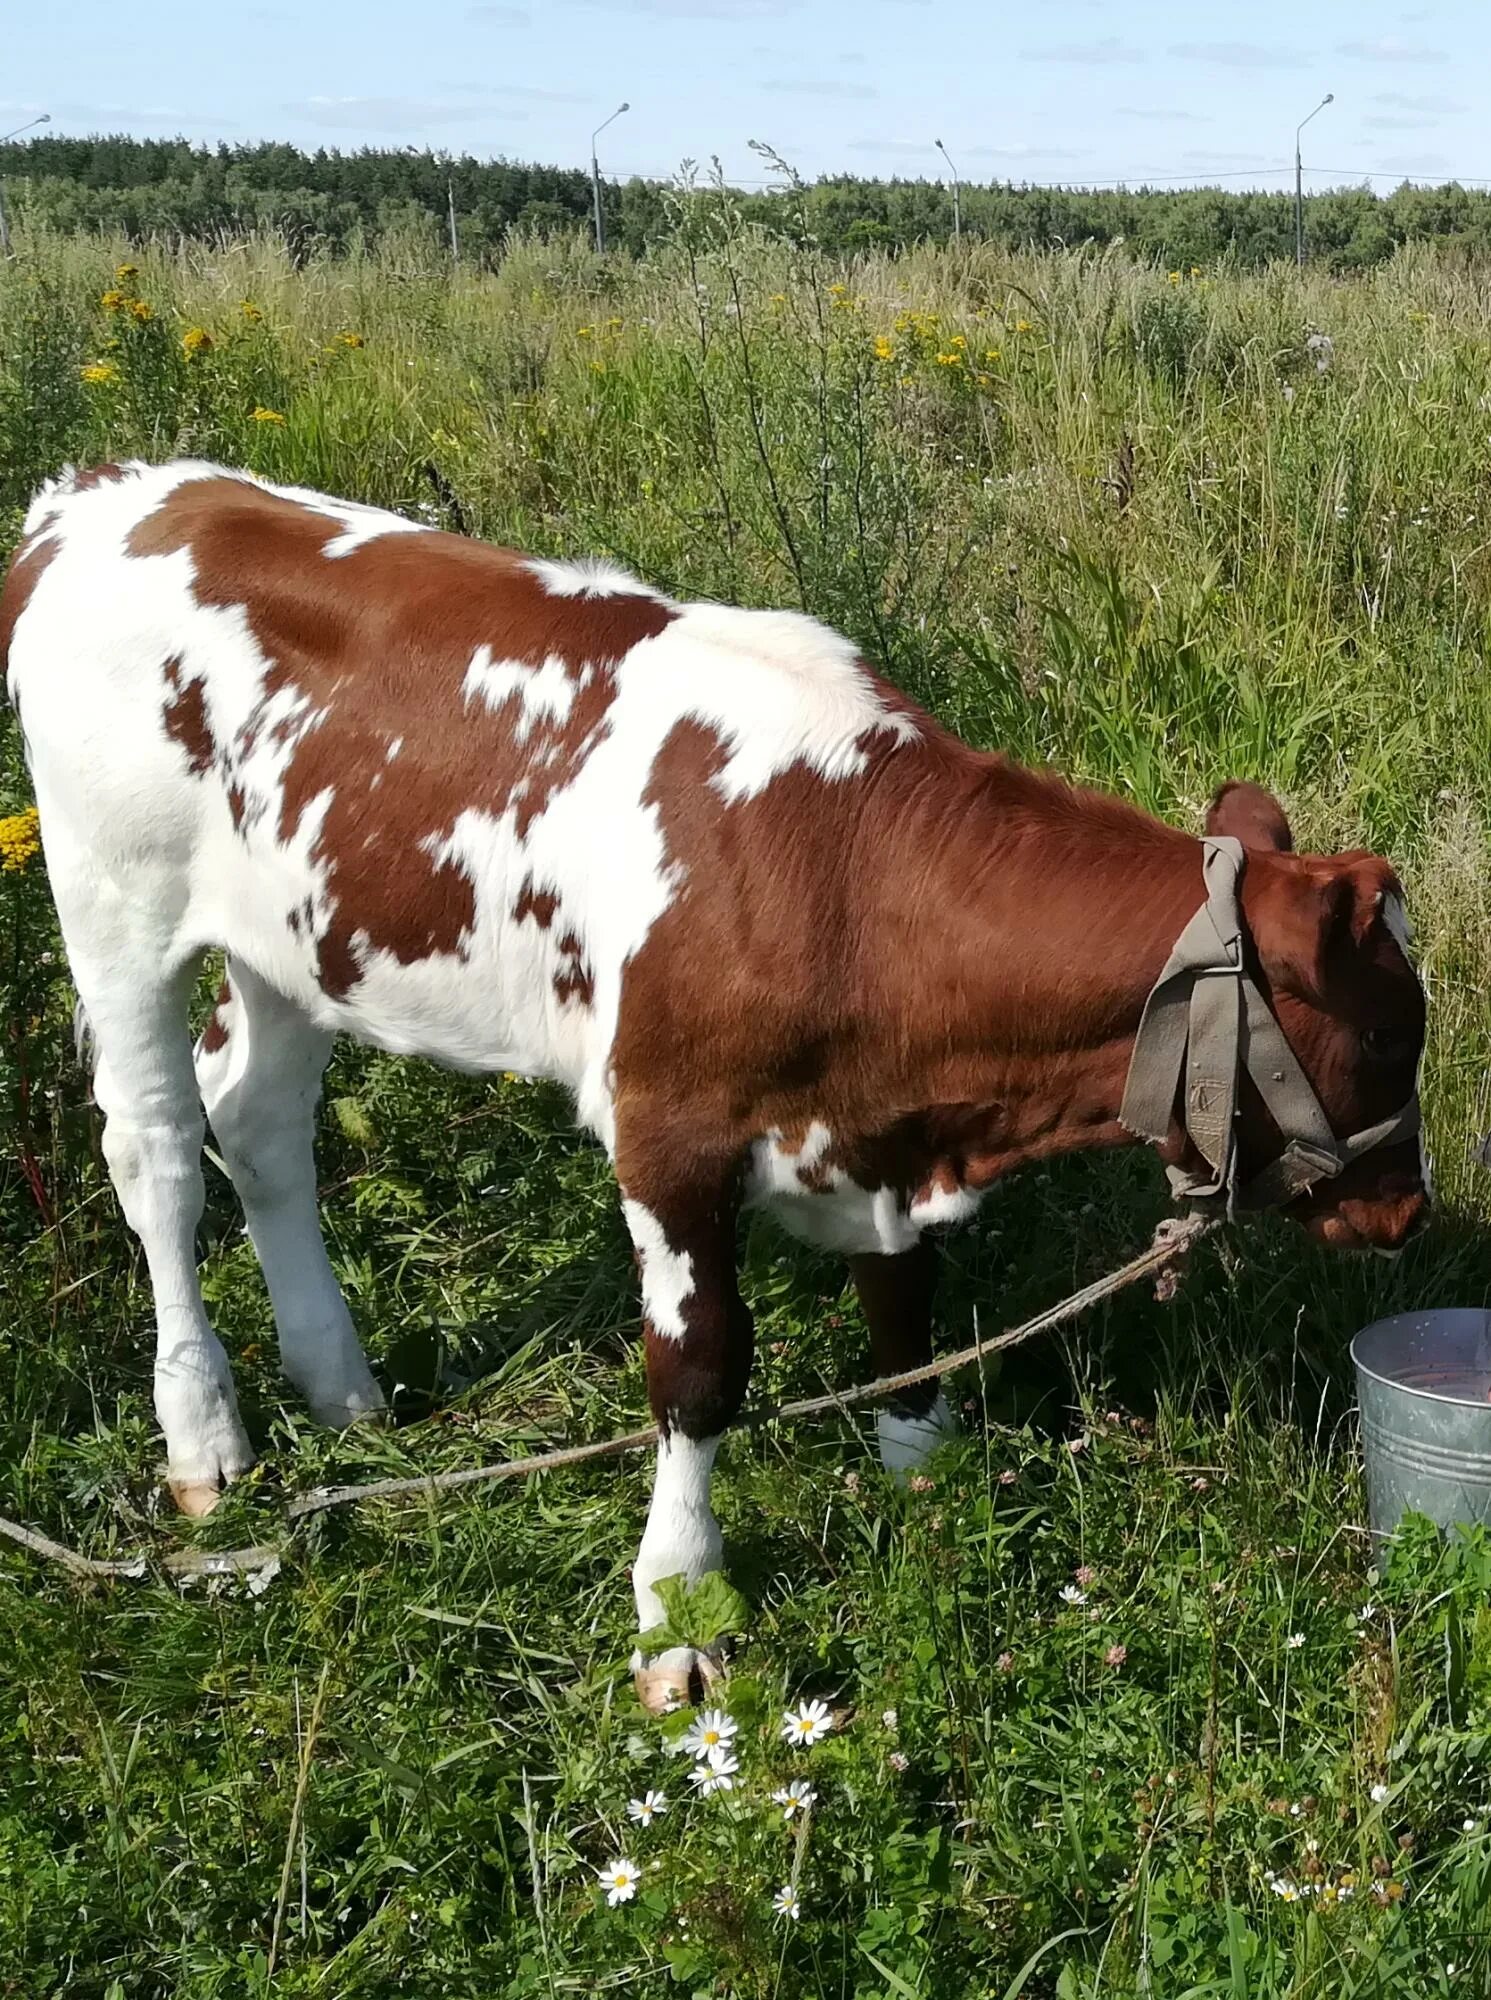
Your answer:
[2,215,1491,1996]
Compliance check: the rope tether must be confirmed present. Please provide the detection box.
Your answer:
[0,1213,1216,1584]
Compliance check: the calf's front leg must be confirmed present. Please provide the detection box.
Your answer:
[620,1153,753,1714]
[850,1239,958,1477]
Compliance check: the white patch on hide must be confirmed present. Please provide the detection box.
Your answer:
[624,1198,695,1340]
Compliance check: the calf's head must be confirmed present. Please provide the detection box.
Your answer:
[1198,782,1428,1251]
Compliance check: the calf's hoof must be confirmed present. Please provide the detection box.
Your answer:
[169,1477,229,1518]
[632,1644,726,1715]
[166,1427,256,1518]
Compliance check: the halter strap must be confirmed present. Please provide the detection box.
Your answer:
[1119,836,1420,1215]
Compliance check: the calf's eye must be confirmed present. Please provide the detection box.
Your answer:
[1362,1027,1411,1062]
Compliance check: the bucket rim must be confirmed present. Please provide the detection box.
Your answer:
[1351,1308,1491,1413]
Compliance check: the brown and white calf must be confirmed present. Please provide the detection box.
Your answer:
[1,462,1427,1706]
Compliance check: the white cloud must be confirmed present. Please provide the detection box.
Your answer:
[1019,36,1142,64]
[1181,149,1273,167]
[1373,150,1454,174]
[1170,42,1311,68]
[291,96,518,131]
[847,138,1084,162]
[965,143,1087,160]
[1374,90,1465,110]
[1337,35,1448,62]
[570,0,794,15]
[436,80,590,103]
[1116,107,1210,124]
[47,99,238,132]
[761,78,878,99]
[1364,113,1438,129]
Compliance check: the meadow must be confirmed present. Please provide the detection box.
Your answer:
[4,199,1491,1996]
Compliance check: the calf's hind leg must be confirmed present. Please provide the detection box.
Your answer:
[620,1143,753,1714]
[850,1240,958,1477]
[196,960,383,1428]
[73,957,255,1515]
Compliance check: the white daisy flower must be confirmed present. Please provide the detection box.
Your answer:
[782,1698,834,1747]
[1370,1782,1390,1804]
[627,1790,667,1826]
[772,1884,801,1920]
[1463,1818,1480,1834]
[1059,1584,1087,1606]
[771,1778,817,1820]
[598,1857,640,1906]
[1285,1632,1305,1650]
[681,1708,738,1760]
[690,1744,739,1795]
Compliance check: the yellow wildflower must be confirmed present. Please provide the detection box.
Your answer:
[576,325,594,338]
[1190,265,1201,277]
[827,281,849,296]
[605,315,624,332]
[872,335,894,362]
[949,333,966,348]
[770,293,787,306]
[1014,318,1033,332]
[985,347,1001,362]
[1168,270,1181,284]
[335,330,364,348]
[899,374,913,387]
[251,406,286,425]
[115,262,138,281]
[126,298,154,323]
[935,350,962,367]
[80,361,119,385]
[976,372,993,387]
[240,300,263,322]
[100,288,126,311]
[590,359,607,374]
[0,807,41,874]
[181,326,213,356]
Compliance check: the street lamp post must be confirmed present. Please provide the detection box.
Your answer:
[0,112,51,256]
[590,102,628,254]
[1295,93,1333,267]
[935,136,961,244]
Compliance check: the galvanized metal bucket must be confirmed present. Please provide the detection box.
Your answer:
[1352,1309,1491,1541]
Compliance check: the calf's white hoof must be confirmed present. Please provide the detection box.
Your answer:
[166,1421,257,1517]
[632,1644,725,1715]
[170,1477,229,1518]
[877,1390,959,1482]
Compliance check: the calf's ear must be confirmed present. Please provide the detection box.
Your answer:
[1256,857,1400,1004]
[1206,780,1294,853]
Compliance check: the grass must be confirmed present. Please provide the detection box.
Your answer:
[3,209,1491,1994]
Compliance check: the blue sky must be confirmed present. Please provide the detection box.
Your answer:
[7,1,1491,192]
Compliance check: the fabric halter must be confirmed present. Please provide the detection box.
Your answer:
[1119,835,1421,1215]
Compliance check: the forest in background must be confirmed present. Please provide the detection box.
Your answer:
[5,130,1491,266]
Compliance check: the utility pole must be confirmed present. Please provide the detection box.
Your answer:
[590,101,628,254]
[1295,92,1333,267]
[0,113,51,256]
[447,177,459,264]
[935,137,961,243]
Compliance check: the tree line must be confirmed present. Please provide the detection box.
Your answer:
[4,132,1489,267]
